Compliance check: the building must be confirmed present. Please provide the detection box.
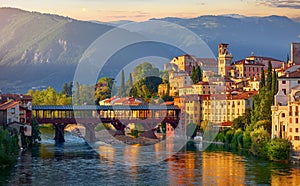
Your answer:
[165,54,198,75]
[202,91,256,125]
[0,100,20,128]
[231,58,264,79]
[275,70,300,106]
[165,54,218,76]
[168,71,192,97]
[218,43,233,77]
[272,85,300,151]
[291,42,300,65]
[0,94,32,125]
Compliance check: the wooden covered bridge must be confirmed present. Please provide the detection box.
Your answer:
[32,105,181,142]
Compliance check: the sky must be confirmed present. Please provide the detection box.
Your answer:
[0,0,300,21]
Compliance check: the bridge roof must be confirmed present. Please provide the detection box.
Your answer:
[32,105,180,111]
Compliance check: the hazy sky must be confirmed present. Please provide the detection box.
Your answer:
[1,0,300,21]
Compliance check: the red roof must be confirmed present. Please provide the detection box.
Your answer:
[222,121,232,127]
[201,91,258,100]
[0,94,32,103]
[161,101,174,106]
[233,59,264,66]
[0,100,19,110]
[194,81,210,85]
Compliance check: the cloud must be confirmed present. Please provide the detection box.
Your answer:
[98,10,150,20]
[258,0,300,9]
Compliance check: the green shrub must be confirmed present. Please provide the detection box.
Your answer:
[267,138,291,161]
[130,129,139,138]
[0,128,19,168]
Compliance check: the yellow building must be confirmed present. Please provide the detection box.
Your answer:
[218,43,233,77]
[168,71,192,97]
[272,85,300,151]
[202,92,255,125]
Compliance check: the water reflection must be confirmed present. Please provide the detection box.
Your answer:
[271,166,300,185]
[2,131,300,185]
[202,151,245,185]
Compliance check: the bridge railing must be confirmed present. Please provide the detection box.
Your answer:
[32,105,180,124]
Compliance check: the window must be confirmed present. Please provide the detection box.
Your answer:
[290,118,293,123]
[282,80,286,84]
[296,118,299,123]
[11,108,15,114]
[282,113,285,118]
[283,125,286,131]
[294,136,300,141]
[296,128,299,133]
[298,80,300,84]
[283,89,286,95]
[290,128,293,132]
[275,125,277,131]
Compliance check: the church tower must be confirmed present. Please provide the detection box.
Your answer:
[218,43,232,76]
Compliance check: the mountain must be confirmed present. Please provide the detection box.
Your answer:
[292,17,300,23]
[153,15,300,61]
[0,7,115,93]
[0,8,300,93]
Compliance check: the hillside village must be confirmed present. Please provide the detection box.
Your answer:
[1,42,300,154]
[99,42,300,152]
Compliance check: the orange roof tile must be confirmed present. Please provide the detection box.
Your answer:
[0,100,19,110]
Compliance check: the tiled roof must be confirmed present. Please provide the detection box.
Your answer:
[194,81,210,85]
[200,91,258,100]
[233,59,264,66]
[0,94,32,102]
[0,100,19,110]
[161,101,174,106]
[279,70,300,78]
[222,121,232,126]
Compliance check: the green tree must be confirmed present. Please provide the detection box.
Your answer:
[232,116,245,130]
[272,69,278,97]
[0,127,18,167]
[118,70,126,97]
[250,127,270,157]
[266,61,272,91]
[132,62,160,83]
[94,77,114,104]
[126,73,133,95]
[191,66,202,84]
[260,68,265,89]
[196,66,202,83]
[31,117,41,143]
[28,87,72,105]
[191,66,197,84]
[253,120,272,134]
[129,76,162,99]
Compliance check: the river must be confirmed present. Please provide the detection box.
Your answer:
[1,128,300,185]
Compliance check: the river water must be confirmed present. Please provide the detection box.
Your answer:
[1,129,300,185]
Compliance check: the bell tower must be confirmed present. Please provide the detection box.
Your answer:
[218,43,232,76]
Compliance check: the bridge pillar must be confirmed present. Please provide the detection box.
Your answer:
[82,123,97,142]
[111,122,126,136]
[140,129,157,139]
[53,123,68,143]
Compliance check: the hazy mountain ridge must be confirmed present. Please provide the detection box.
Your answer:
[153,15,300,60]
[0,7,113,66]
[0,8,299,93]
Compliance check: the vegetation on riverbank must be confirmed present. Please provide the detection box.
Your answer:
[0,128,19,168]
[214,63,291,161]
